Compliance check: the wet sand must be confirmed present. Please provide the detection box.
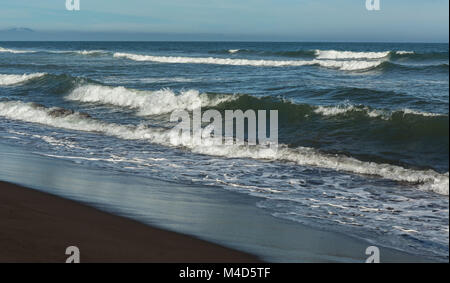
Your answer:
[0,181,259,263]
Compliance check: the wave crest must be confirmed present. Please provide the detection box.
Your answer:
[0,47,36,54]
[315,50,391,59]
[73,50,108,56]
[113,52,383,71]
[314,104,446,118]
[0,73,47,86]
[66,84,234,115]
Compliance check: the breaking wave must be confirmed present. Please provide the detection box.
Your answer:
[211,49,443,60]
[214,92,448,119]
[313,50,436,60]
[315,50,391,59]
[220,49,315,57]
[63,81,447,120]
[215,95,449,173]
[36,50,109,56]
[66,84,235,116]
[0,100,448,195]
[0,47,36,54]
[0,73,47,86]
[113,52,383,71]
[0,46,108,56]
[313,104,446,118]
[70,50,108,56]
[396,51,415,55]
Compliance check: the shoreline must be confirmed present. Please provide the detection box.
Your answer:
[0,142,438,262]
[0,181,259,263]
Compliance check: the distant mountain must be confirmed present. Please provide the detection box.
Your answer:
[4,27,35,33]
[0,27,38,40]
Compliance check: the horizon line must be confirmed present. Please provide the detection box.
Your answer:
[1,39,448,44]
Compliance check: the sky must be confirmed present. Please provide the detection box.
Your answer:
[0,0,448,42]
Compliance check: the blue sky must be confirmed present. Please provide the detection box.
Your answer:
[0,0,448,42]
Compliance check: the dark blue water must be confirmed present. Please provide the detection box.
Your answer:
[0,42,448,260]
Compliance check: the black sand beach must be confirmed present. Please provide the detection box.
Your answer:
[0,181,259,263]
[0,142,435,262]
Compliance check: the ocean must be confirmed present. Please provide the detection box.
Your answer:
[0,41,448,261]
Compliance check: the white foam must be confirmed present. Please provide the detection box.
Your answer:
[314,104,387,118]
[401,108,446,117]
[0,47,35,54]
[315,60,383,71]
[314,104,446,118]
[314,105,357,116]
[393,226,419,234]
[113,52,383,71]
[315,50,390,59]
[191,144,449,196]
[228,49,240,54]
[396,51,415,55]
[1,100,447,196]
[0,73,46,86]
[42,50,108,56]
[66,84,234,116]
[0,47,107,56]
[74,50,107,55]
[30,134,85,150]
[0,100,169,143]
